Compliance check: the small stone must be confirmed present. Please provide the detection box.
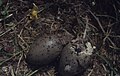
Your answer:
[2,66,8,72]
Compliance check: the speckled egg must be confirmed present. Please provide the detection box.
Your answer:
[59,42,94,76]
[26,34,63,67]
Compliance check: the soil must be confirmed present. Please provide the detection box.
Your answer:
[0,0,120,76]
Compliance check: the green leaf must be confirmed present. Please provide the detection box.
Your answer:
[1,6,9,16]
[0,0,2,6]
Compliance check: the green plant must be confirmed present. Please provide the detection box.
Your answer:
[0,0,2,7]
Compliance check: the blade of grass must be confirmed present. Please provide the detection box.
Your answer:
[26,69,39,76]
[97,53,118,75]
[10,66,15,76]
[0,51,22,66]
[0,15,27,37]
[0,0,2,6]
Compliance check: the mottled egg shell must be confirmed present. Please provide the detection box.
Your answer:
[26,34,63,67]
[59,43,93,76]
[59,43,79,76]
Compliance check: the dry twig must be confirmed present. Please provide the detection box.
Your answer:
[88,10,116,47]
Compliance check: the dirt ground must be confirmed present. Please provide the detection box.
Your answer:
[0,0,120,76]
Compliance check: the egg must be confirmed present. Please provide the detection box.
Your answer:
[59,42,94,76]
[26,34,63,67]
